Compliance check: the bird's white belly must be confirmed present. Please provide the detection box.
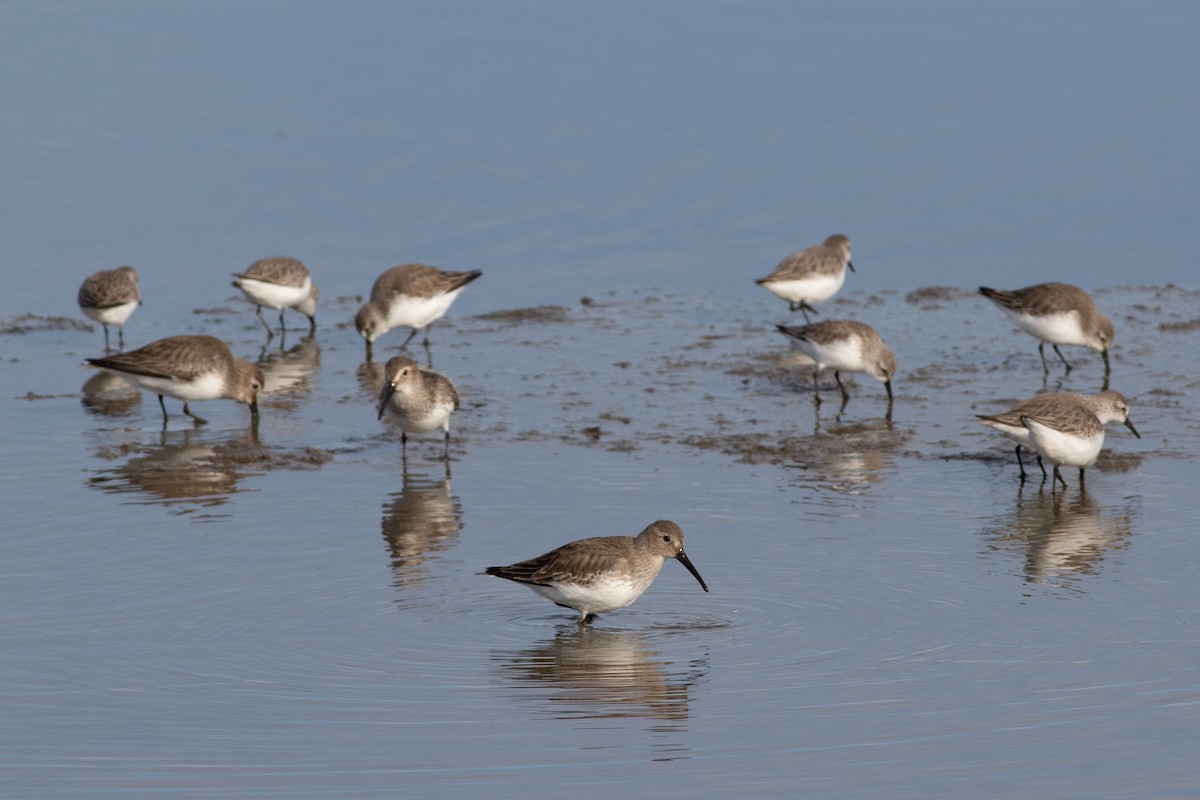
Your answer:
[387,404,452,434]
[764,271,845,304]
[236,277,311,309]
[799,336,863,373]
[1025,422,1104,468]
[532,576,645,615]
[82,299,139,326]
[385,288,464,330]
[117,371,225,402]
[1005,309,1086,346]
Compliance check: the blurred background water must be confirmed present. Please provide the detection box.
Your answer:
[2,2,1198,798]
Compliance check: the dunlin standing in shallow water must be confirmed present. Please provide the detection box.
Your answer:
[755,234,854,322]
[376,355,460,459]
[232,256,318,338]
[355,264,482,360]
[1019,404,1108,491]
[977,390,1140,480]
[77,266,141,351]
[483,520,709,624]
[85,335,264,425]
[978,283,1114,377]
[776,320,896,412]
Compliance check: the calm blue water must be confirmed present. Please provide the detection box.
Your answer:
[2,3,1199,798]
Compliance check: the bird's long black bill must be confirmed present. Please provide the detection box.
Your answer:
[1125,418,1141,439]
[676,550,709,592]
[377,383,396,420]
[847,260,856,273]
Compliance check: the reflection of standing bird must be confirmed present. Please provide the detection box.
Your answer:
[381,468,461,588]
[355,263,482,359]
[86,335,264,425]
[977,390,1140,480]
[78,266,141,351]
[755,234,853,322]
[232,256,318,337]
[776,320,896,407]
[376,356,459,458]
[484,520,709,624]
[978,283,1113,376]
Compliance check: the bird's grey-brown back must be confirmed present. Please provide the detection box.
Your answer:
[371,264,483,300]
[236,256,310,288]
[1006,390,1135,430]
[759,234,852,281]
[1022,401,1105,438]
[78,266,140,309]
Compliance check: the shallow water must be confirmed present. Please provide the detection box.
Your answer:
[4,2,1200,798]
[4,283,1200,798]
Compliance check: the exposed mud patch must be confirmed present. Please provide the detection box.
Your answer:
[472,306,571,324]
[1,314,92,335]
[905,286,975,307]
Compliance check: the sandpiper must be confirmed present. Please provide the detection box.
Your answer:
[355,263,482,359]
[376,355,460,458]
[483,520,708,624]
[979,283,1114,376]
[977,390,1140,480]
[1019,404,1108,491]
[755,234,854,322]
[776,319,896,407]
[232,256,318,337]
[85,335,264,425]
[77,266,141,350]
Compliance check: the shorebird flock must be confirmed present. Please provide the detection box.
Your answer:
[75,241,1140,622]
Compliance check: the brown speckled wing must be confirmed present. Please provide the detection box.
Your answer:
[488,537,631,586]
[86,335,231,382]
[238,257,309,287]
[983,283,1094,315]
[1023,403,1104,437]
[1014,283,1095,316]
[767,244,839,281]
[78,269,139,309]
[372,264,482,300]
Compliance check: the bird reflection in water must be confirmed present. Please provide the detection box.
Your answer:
[984,488,1134,589]
[87,423,264,516]
[256,334,320,411]
[784,415,901,495]
[80,370,142,418]
[380,460,462,590]
[492,626,706,735]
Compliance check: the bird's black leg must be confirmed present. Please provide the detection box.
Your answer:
[1052,344,1072,374]
[255,306,275,339]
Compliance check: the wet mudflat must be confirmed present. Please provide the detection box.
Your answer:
[2,283,1198,798]
[4,2,1200,795]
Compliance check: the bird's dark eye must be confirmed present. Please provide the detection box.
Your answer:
[662,535,671,542]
